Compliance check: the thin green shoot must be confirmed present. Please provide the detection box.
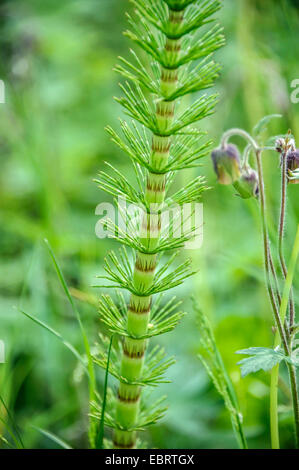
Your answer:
[18,308,87,372]
[96,335,114,450]
[32,426,73,449]
[44,239,97,447]
[0,393,24,449]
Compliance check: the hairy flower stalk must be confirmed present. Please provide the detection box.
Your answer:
[94,0,224,449]
[214,128,299,448]
[278,144,296,329]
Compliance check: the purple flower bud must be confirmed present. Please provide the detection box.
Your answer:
[275,138,285,153]
[211,144,241,185]
[275,136,296,154]
[233,168,259,199]
[287,150,299,184]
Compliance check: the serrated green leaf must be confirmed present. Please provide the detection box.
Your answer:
[236,347,288,377]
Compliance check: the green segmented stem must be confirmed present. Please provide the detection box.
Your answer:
[113,9,182,450]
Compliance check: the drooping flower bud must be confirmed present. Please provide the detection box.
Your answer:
[275,138,285,153]
[275,136,296,154]
[233,167,259,199]
[287,150,299,184]
[211,144,241,185]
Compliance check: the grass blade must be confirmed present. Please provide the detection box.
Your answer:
[44,239,97,447]
[18,308,87,372]
[0,435,14,449]
[0,394,24,449]
[96,335,114,449]
[32,426,73,449]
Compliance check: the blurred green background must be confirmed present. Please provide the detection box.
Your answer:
[0,0,299,449]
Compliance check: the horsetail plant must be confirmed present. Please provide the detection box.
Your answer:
[211,122,299,449]
[94,0,224,449]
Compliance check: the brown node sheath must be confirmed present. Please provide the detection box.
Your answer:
[141,215,162,232]
[161,68,178,84]
[123,342,146,358]
[165,42,181,53]
[128,304,151,315]
[135,258,157,273]
[156,104,174,118]
[146,178,166,193]
[112,439,135,450]
[152,138,171,153]
[129,295,151,311]
[169,10,184,24]
[117,391,140,403]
